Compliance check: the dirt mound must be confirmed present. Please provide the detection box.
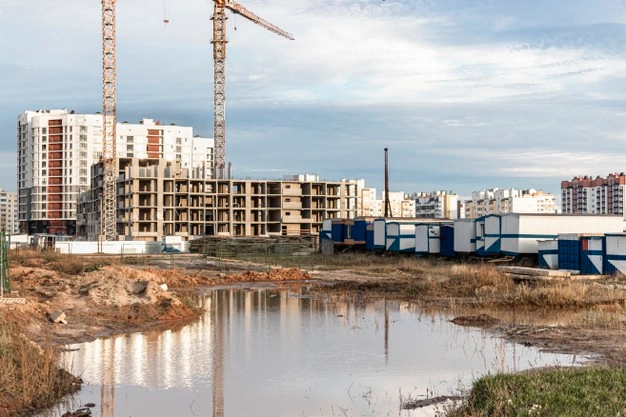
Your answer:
[6,265,197,344]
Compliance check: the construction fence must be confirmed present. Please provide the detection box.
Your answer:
[0,232,10,296]
[190,236,318,269]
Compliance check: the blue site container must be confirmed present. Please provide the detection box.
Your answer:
[440,224,455,257]
[580,235,604,275]
[331,222,347,243]
[352,219,369,242]
[365,223,375,250]
[558,234,581,271]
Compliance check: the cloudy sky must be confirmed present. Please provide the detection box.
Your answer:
[2,0,626,198]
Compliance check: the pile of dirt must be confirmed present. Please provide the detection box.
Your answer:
[7,265,198,344]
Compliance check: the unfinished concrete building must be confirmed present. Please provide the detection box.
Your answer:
[77,159,361,241]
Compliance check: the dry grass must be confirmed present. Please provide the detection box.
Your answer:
[310,254,626,309]
[0,314,81,416]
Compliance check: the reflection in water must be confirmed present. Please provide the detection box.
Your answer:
[40,286,583,417]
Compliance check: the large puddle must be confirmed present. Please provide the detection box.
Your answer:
[40,285,583,417]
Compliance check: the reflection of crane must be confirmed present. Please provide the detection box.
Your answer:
[212,1,294,178]
[101,0,117,241]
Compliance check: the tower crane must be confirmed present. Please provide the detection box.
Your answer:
[101,0,117,241]
[211,1,293,179]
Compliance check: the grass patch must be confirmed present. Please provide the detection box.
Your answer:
[304,253,626,310]
[448,366,626,417]
[0,314,81,416]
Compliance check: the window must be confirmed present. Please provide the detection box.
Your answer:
[127,144,133,151]
[80,126,87,133]
[42,127,47,134]
[127,136,134,143]
[80,134,87,141]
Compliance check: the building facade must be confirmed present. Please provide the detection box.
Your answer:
[413,190,460,219]
[0,188,18,234]
[358,189,416,218]
[77,160,361,241]
[464,188,557,218]
[17,110,213,235]
[561,173,626,214]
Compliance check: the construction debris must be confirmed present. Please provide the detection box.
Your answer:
[49,310,68,324]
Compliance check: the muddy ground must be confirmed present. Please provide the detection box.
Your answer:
[2,252,626,417]
[2,253,624,366]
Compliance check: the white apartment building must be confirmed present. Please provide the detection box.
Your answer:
[413,190,460,219]
[464,188,557,218]
[359,189,415,217]
[0,188,18,234]
[17,110,213,235]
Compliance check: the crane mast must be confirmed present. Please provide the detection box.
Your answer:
[212,0,293,179]
[101,0,117,241]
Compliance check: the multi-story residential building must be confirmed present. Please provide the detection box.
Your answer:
[561,173,626,214]
[359,189,416,217]
[413,190,460,219]
[77,160,361,241]
[17,110,213,235]
[464,188,557,218]
[0,188,18,234]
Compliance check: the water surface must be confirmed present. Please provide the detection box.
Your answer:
[43,285,581,416]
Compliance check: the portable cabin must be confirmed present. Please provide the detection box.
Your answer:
[365,222,375,251]
[499,214,623,256]
[319,219,334,254]
[453,218,476,254]
[474,214,501,256]
[558,234,581,271]
[386,221,421,252]
[440,224,456,257]
[580,235,605,275]
[415,221,454,255]
[320,219,333,240]
[373,218,388,250]
[604,234,626,275]
[351,219,370,243]
[537,239,558,269]
[331,219,350,243]
[415,224,440,255]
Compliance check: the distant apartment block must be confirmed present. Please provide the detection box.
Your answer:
[561,173,626,214]
[464,188,557,218]
[17,109,213,235]
[77,160,361,241]
[0,188,18,234]
[413,190,460,219]
[359,189,416,217]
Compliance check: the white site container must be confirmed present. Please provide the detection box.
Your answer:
[373,218,387,249]
[499,214,624,256]
[454,218,476,254]
[415,224,441,255]
[537,239,558,269]
[605,234,626,275]
[386,221,419,252]
[483,214,502,254]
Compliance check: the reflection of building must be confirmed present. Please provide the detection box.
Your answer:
[464,188,557,218]
[77,168,362,241]
[561,173,626,214]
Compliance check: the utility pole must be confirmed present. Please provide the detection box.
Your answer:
[384,148,392,218]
